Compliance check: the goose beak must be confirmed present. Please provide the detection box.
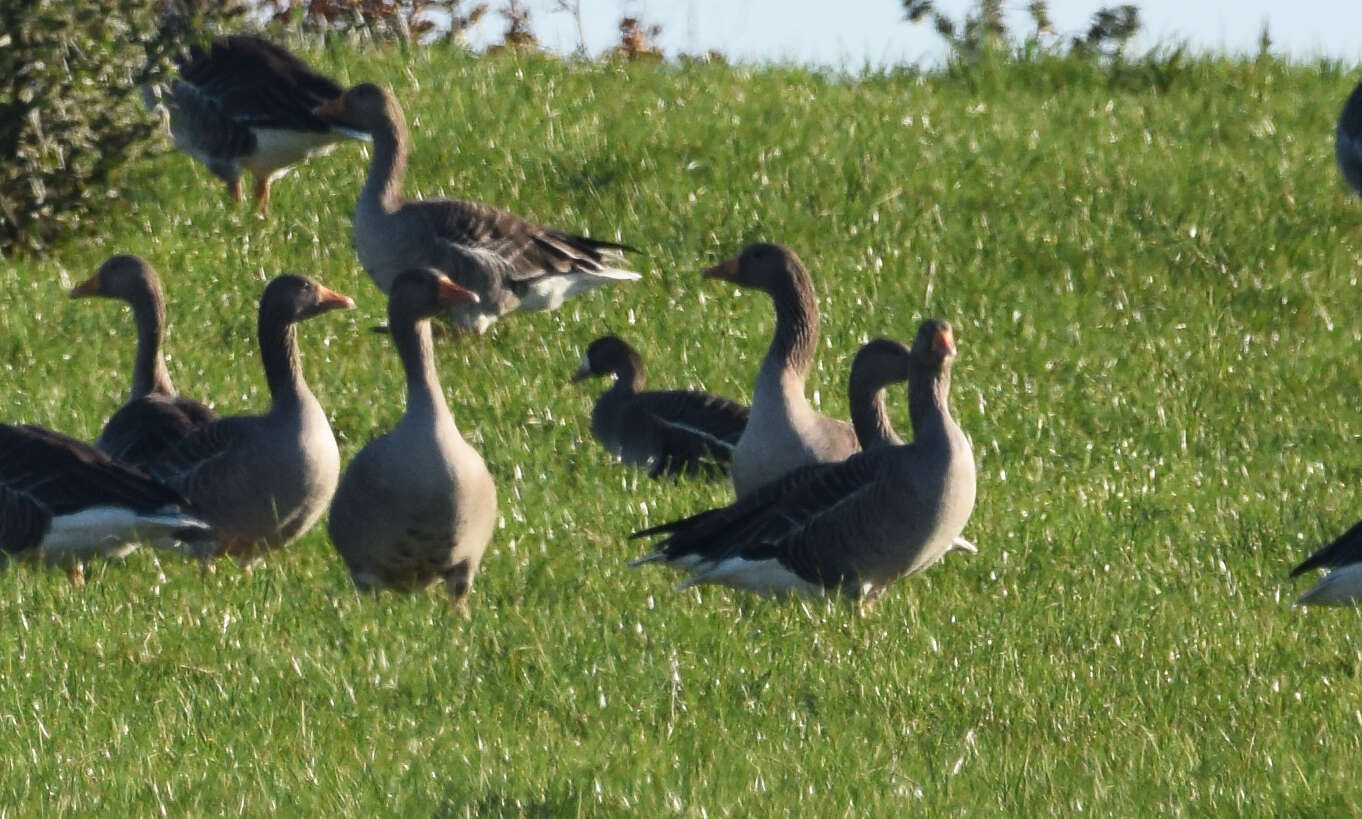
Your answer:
[702,257,739,282]
[68,274,101,298]
[569,353,593,383]
[435,277,480,309]
[315,285,355,313]
[931,327,956,357]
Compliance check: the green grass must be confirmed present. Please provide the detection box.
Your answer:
[4,46,1362,813]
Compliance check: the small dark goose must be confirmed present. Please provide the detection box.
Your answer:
[1291,520,1362,605]
[1338,80,1362,196]
[144,275,352,561]
[143,34,365,209]
[328,269,498,605]
[314,83,640,333]
[629,320,975,600]
[69,255,217,468]
[571,335,749,479]
[704,243,858,497]
[0,423,210,581]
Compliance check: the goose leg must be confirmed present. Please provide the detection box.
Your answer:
[225,178,243,203]
[443,562,473,617]
[253,176,271,212]
[65,562,86,586]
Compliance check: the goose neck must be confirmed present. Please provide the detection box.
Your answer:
[851,381,898,448]
[761,278,819,385]
[908,366,953,441]
[391,314,449,421]
[129,287,175,400]
[259,314,309,410]
[361,105,409,213]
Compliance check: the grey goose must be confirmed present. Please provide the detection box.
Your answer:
[143,35,365,209]
[313,82,640,334]
[328,269,497,605]
[0,423,211,583]
[1339,79,1362,196]
[629,320,975,600]
[143,275,352,561]
[1291,520,1362,605]
[704,243,858,497]
[571,335,749,479]
[69,255,218,469]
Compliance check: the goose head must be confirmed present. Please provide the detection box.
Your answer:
[313,82,398,135]
[702,242,807,293]
[911,318,956,373]
[570,335,640,383]
[69,255,159,303]
[388,268,480,323]
[262,274,355,324]
[850,338,913,393]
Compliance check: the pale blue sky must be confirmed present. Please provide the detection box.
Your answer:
[464,0,1362,68]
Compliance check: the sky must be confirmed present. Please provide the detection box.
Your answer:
[461,0,1362,69]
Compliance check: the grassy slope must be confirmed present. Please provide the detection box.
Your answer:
[3,45,1362,813]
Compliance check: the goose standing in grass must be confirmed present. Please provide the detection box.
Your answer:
[0,423,211,584]
[144,275,352,561]
[69,255,217,468]
[313,82,640,334]
[629,320,974,601]
[143,34,366,210]
[1338,79,1362,196]
[571,335,749,479]
[704,243,858,497]
[327,269,497,606]
[1291,520,1362,605]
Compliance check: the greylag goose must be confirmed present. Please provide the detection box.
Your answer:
[313,83,640,333]
[144,275,352,560]
[571,335,749,479]
[1339,80,1362,196]
[629,320,975,600]
[69,255,217,468]
[0,423,211,583]
[1291,520,1362,605]
[705,243,858,497]
[328,269,497,605]
[850,338,976,556]
[142,34,365,209]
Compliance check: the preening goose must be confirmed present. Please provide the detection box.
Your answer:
[69,255,217,468]
[704,243,858,497]
[1338,80,1362,196]
[571,335,749,479]
[313,82,641,334]
[144,275,352,560]
[1291,520,1362,605]
[629,320,975,601]
[328,269,497,605]
[0,423,210,582]
[142,34,365,209]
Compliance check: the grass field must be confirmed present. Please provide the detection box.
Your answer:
[4,44,1362,813]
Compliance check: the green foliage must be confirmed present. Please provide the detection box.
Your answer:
[2,47,1362,813]
[0,0,234,257]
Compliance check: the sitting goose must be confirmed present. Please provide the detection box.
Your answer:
[629,320,975,600]
[705,243,858,497]
[0,423,211,583]
[328,269,497,605]
[143,34,365,210]
[571,335,749,479]
[313,83,640,334]
[1291,520,1362,605]
[144,275,352,561]
[69,255,217,468]
[1338,79,1362,196]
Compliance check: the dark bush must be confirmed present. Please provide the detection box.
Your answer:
[0,1,234,256]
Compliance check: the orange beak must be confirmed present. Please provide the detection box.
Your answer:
[702,257,740,281]
[931,327,956,357]
[68,273,102,298]
[315,285,356,313]
[435,277,480,308]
